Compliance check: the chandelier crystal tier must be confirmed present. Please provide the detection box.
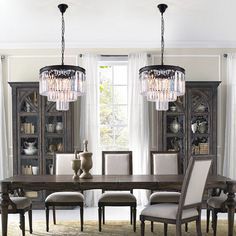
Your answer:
[139,4,185,111]
[39,4,86,111]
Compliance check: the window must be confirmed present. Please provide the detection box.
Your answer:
[98,60,128,150]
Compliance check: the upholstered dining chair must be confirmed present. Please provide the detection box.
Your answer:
[140,156,213,236]
[45,153,84,232]
[0,195,32,236]
[150,151,185,232]
[98,151,137,232]
[206,191,230,236]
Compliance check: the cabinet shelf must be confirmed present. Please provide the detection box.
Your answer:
[45,133,64,137]
[19,112,38,116]
[191,112,209,116]
[166,133,184,137]
[20,155,39,159]
[46,112,64,116]
[166,112,185,116]
[20,134,38,138]
[191,133,209,137]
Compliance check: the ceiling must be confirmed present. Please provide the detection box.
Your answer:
[0,0,236,49]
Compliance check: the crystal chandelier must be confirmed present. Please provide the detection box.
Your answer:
[39,4,86,111]
[139,4,185,111]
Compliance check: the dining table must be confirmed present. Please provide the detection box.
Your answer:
[1,174,236,236]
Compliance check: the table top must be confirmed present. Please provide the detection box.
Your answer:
[1,174,229,192]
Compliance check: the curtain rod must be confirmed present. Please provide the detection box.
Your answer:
[1,55,5,60]
[224,54,228,58]
[79,54,151,57]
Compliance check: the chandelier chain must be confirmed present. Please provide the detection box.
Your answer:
[161,13,164,66]
[61,13,65,66]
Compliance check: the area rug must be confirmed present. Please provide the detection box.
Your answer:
[2,220,235,235]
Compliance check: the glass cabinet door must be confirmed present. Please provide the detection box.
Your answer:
[18,89,40,175]
[189,89,211,157]
[163,96,186,172]
[42,100,66,175]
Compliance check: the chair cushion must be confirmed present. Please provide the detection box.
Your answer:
[207,194,228,209]
[99,192,136,203]
[45,192,84,203]
[141,203,198,220]
[7,197,32,210]
[150,191,180,204]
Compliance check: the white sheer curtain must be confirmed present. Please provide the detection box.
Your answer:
[0,57,8,180]
[223,54,236,179]
[80,54,101,206]
[128,53,149,205]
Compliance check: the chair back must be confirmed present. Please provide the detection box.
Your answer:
[55,153,78,175]
[150,151,179,175]
[102,151,132,175]
[178,156,212,213]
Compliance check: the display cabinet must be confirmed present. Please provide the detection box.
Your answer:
[157,81,220,174]
[9,82,74,207]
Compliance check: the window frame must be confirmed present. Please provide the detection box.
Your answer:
[98,58,128,150]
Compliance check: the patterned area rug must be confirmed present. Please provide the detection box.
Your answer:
[3,220,234,235]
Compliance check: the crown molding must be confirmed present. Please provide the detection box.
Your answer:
[1,40,236,49]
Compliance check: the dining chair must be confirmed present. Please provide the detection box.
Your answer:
[150,151,185,232]
[45,153,84,232]
[206,191,230,236]
[0,196,32,236]
[98,151,137,232]
[140,156,213,236]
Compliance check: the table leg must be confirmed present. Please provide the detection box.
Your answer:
[226,181,236,236]
[1,192,10,236]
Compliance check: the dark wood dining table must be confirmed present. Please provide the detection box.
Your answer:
[1,174,236,236]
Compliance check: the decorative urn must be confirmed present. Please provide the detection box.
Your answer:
[79,140,93,179]
[169,117,181,134]
[71,150,81,180]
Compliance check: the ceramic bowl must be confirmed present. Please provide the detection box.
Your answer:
[170,106,177,112]
[24,148,37,155]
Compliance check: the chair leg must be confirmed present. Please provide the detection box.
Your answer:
[212,209,218,236]
[130,206,133,225]
[176,223,182,236]
[80,206,84,232]
[133,206,136,232]
[151,221,154,232]
[164,223,168,236]
[102,206,105,224]
[196,217,202,236]
[53,206,56,225]
[28,208,33,234]
[185,223,188,232]
[46,206,49,232]
[98,206,102,232]
[141,220,145,236]
[206,208,210,233]
[20,213,25,236]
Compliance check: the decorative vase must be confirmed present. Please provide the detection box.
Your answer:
[198,121,207,134]
[191,123,198,133]
[71,150,81,180]
[56,122,63,133]
[169,117,180,134]
[48,164,54,175]
[79,140,93,179]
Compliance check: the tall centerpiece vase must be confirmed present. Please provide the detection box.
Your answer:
[71,150,81,180]
[79,140,93,179]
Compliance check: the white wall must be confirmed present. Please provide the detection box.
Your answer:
[1,48,228,175]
